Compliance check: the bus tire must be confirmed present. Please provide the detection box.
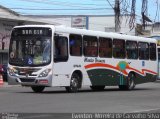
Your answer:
[126,73,136,90]
[90,86,105,91]
[119,73,135,90]
[31,86,45,93]
[65,73,81,93]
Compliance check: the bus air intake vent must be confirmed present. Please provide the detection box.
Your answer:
[20,78,35,83]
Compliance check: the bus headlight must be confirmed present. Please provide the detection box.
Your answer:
[8,67,17,76]
[38,69,51,77]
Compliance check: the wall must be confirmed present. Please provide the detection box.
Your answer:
[28,15,136,35]
[26,16,71,26]
[89,16,114,32]
[0,20,18,64]
[89,16,135,35]
[0,20,18,51]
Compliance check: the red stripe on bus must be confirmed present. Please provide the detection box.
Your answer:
[85,63,119,70]
[84,63,128,75]
[85,63,157,76]
[127,67,157,75]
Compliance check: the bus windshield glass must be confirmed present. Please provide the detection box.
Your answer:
[9,27,52,66]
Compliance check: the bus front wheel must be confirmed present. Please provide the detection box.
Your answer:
[65,73,80,93]
[31,86,45,93]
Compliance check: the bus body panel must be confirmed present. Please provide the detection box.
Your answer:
[157,46,160,79]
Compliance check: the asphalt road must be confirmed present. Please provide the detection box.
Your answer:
[1,82,160,118]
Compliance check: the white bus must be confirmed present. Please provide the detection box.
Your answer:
[158,46,160,79]
[149,36,160,79]
[8,25,158,93]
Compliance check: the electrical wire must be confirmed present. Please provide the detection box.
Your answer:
[0,0,115,16]
[106,0,114,9]
[10,8,112,11]
[18,0,110,9]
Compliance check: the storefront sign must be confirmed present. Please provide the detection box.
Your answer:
[71,16,88,29]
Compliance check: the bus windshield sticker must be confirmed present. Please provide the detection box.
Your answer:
[142,61,145,67]
[28,57,33,65]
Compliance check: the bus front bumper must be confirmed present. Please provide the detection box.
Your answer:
[8,74,52,87]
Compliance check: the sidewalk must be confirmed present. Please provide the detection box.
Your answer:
[0,82,20,88]
[155,80,160,83]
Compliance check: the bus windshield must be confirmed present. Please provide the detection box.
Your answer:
[9,27,52,66]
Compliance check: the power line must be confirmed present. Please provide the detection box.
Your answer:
[10,8,112,11]
[17,10,113,15]
[0,0,115,16]
[106,0,114,9]
[19,0,111,9]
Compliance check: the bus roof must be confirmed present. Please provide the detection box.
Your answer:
[55,25,156,43]
[13,25,156,43]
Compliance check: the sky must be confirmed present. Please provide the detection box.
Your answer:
[0,0,159,22]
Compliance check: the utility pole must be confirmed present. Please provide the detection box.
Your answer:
[141,0,148,30]
[114,0,120,32]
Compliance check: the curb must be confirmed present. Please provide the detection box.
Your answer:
[155,80,160,83]
[0,82,20,88]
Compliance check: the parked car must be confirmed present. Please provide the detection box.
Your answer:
[0,64,8,82]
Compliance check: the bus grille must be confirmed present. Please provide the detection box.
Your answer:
[20,78,35,83]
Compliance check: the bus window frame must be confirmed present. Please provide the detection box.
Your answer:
[149,43,157,61]
[99,37,112,58]
[138,42,149,60]
[54,35,69,62]
[83,35,98,57]
[126,40,138,60]
[113,39,125,59]
[69,34,82,57]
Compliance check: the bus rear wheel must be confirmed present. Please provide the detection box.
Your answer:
[119,73,135,90]
[65,73,81,93]
[126,73,136,90]
[31,86,45,93]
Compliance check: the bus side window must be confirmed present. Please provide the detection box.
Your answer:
[113,39,125,59]
[126,41,138,59]
[99,37,112,58]
[54,35,68,62]
[138,42,149,60]
[83,35,98,57]
[69,34,82,56]
[150,43,156,60]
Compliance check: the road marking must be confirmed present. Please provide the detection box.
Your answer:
[1,83,20,88]
[131,108,160,113]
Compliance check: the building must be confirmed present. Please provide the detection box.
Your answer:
[0,5,59,64]
[26,15,135,35]
[26,15,160,37]
[135,22,160,37]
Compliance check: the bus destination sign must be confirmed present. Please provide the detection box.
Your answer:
[22,29,43,35]
[13,28,51,36]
